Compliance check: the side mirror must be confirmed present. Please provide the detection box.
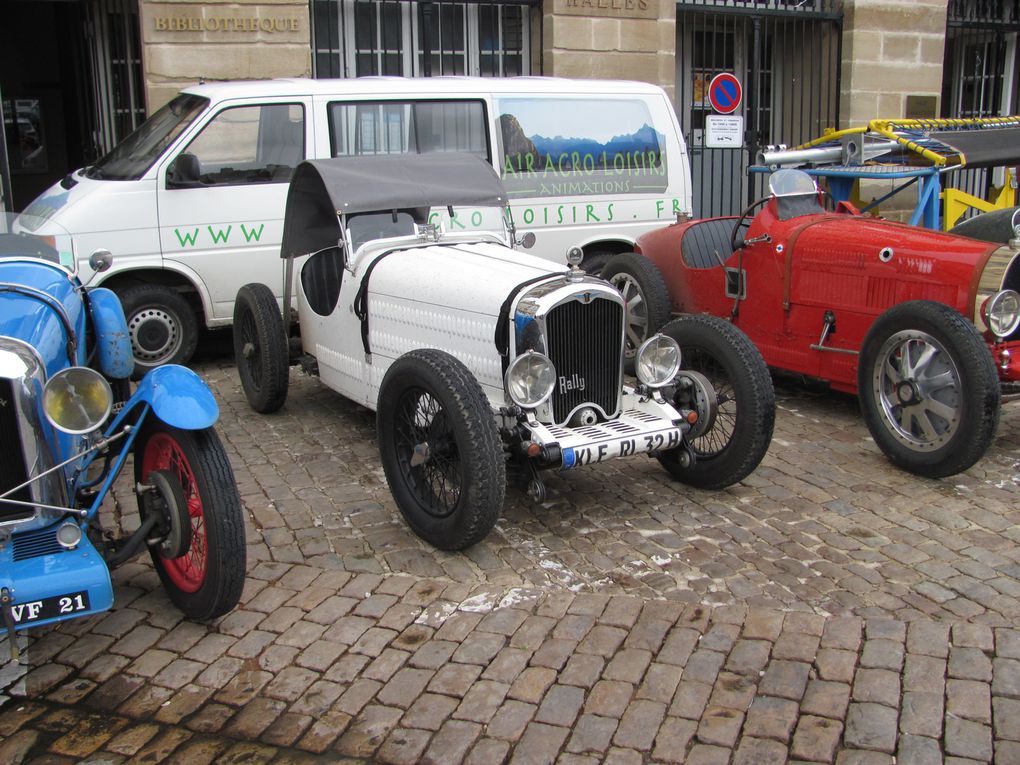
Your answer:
[88,249,113,273]
[167,153,203,188]
[518,231,536,249]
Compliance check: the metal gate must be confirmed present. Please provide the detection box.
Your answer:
[676,0,843,217]
[311,0,539,79]
[78,0,147,161]
[941,0,1020,209]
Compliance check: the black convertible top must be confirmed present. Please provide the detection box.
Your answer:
[280,153,508,258]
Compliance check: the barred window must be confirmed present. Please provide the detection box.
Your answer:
[311,0,532,79]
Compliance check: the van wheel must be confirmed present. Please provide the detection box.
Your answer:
[120,285,199,378]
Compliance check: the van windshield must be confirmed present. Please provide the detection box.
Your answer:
[86,94,208,181]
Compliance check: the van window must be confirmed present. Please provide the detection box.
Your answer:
[495,97,668,199]
[86,94,208,181]
[329,100,488,159]
[180,103,305,186]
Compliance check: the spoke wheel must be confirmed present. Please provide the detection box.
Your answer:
[681,345,738,459]
[393,388,463,519]
[872,330,962,450]
[378,350,505,550]
[610,272,652,356]
[858,300,1000,477]
[600,253,672,370]
[135,419,246,619]
[657,314,775,489]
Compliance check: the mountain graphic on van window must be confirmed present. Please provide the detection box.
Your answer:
[529,124,664,160]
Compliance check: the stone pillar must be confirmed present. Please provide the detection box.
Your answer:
[139,0,311,113]
[543,0,676,99]
[838,0,951,218]
[839,0,949,127]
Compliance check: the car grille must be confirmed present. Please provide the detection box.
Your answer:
[13,526,63,562]
[0,378,33,522]
[545,297,622,424]
[1004,256,1020,342]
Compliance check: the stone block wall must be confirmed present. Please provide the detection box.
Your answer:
[839,0,949,217]
[139,0,310,112]
[543,0,676,99]
[840,0,949,126]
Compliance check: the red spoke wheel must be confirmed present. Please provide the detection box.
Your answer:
[135,418,246,620]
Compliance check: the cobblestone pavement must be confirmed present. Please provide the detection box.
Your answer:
[1,359,1019,764]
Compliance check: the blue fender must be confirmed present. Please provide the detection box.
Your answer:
[128,365,219,430]
[88,287,134,379]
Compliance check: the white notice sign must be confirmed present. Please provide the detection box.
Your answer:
[705,115,744,148]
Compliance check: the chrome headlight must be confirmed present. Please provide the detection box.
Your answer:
[505,351,556,408]
[43,367,113,434]
[636,334,682,388]
[983,289,1020,338]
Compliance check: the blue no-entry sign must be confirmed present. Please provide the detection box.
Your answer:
[708,73,742,115]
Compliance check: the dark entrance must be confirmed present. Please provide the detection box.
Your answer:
[0,0,145,211]
[676,0,844,217]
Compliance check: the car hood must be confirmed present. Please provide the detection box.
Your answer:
[785,214,997,274]
[366,239,566,316]
[0,260,84,375]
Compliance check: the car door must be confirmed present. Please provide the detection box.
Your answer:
[155,98,310,324]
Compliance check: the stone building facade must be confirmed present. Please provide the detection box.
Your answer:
[1,0,1016,212]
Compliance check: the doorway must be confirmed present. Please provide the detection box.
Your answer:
[676,0,844,218]
[0,0,145,211]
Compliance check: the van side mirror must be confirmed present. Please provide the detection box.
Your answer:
[167,153,203,188]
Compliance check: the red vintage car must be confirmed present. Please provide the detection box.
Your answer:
[604,168,1020,477]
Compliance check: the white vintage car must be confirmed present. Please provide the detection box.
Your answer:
[233,154,775,550]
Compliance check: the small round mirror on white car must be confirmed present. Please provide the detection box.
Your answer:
[519,231,536,249]
[89,249,113,273]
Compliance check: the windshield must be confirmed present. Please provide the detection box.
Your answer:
[86,93,209,181]
[428,205,509,243]
[2,214,76,271]
[344,204,509,253]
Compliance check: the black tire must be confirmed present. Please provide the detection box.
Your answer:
[601,253,673,369]
[120,284,199,378]
[233,283,289,413]
[377,349,505,551]
[657,314,775,489]
[581,250,613,275]
[858,300,1000,478]
[134,419,246,620]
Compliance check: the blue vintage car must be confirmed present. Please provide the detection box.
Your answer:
[0,215,245,660]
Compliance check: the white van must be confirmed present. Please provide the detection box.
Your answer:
[23,77,691,373]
